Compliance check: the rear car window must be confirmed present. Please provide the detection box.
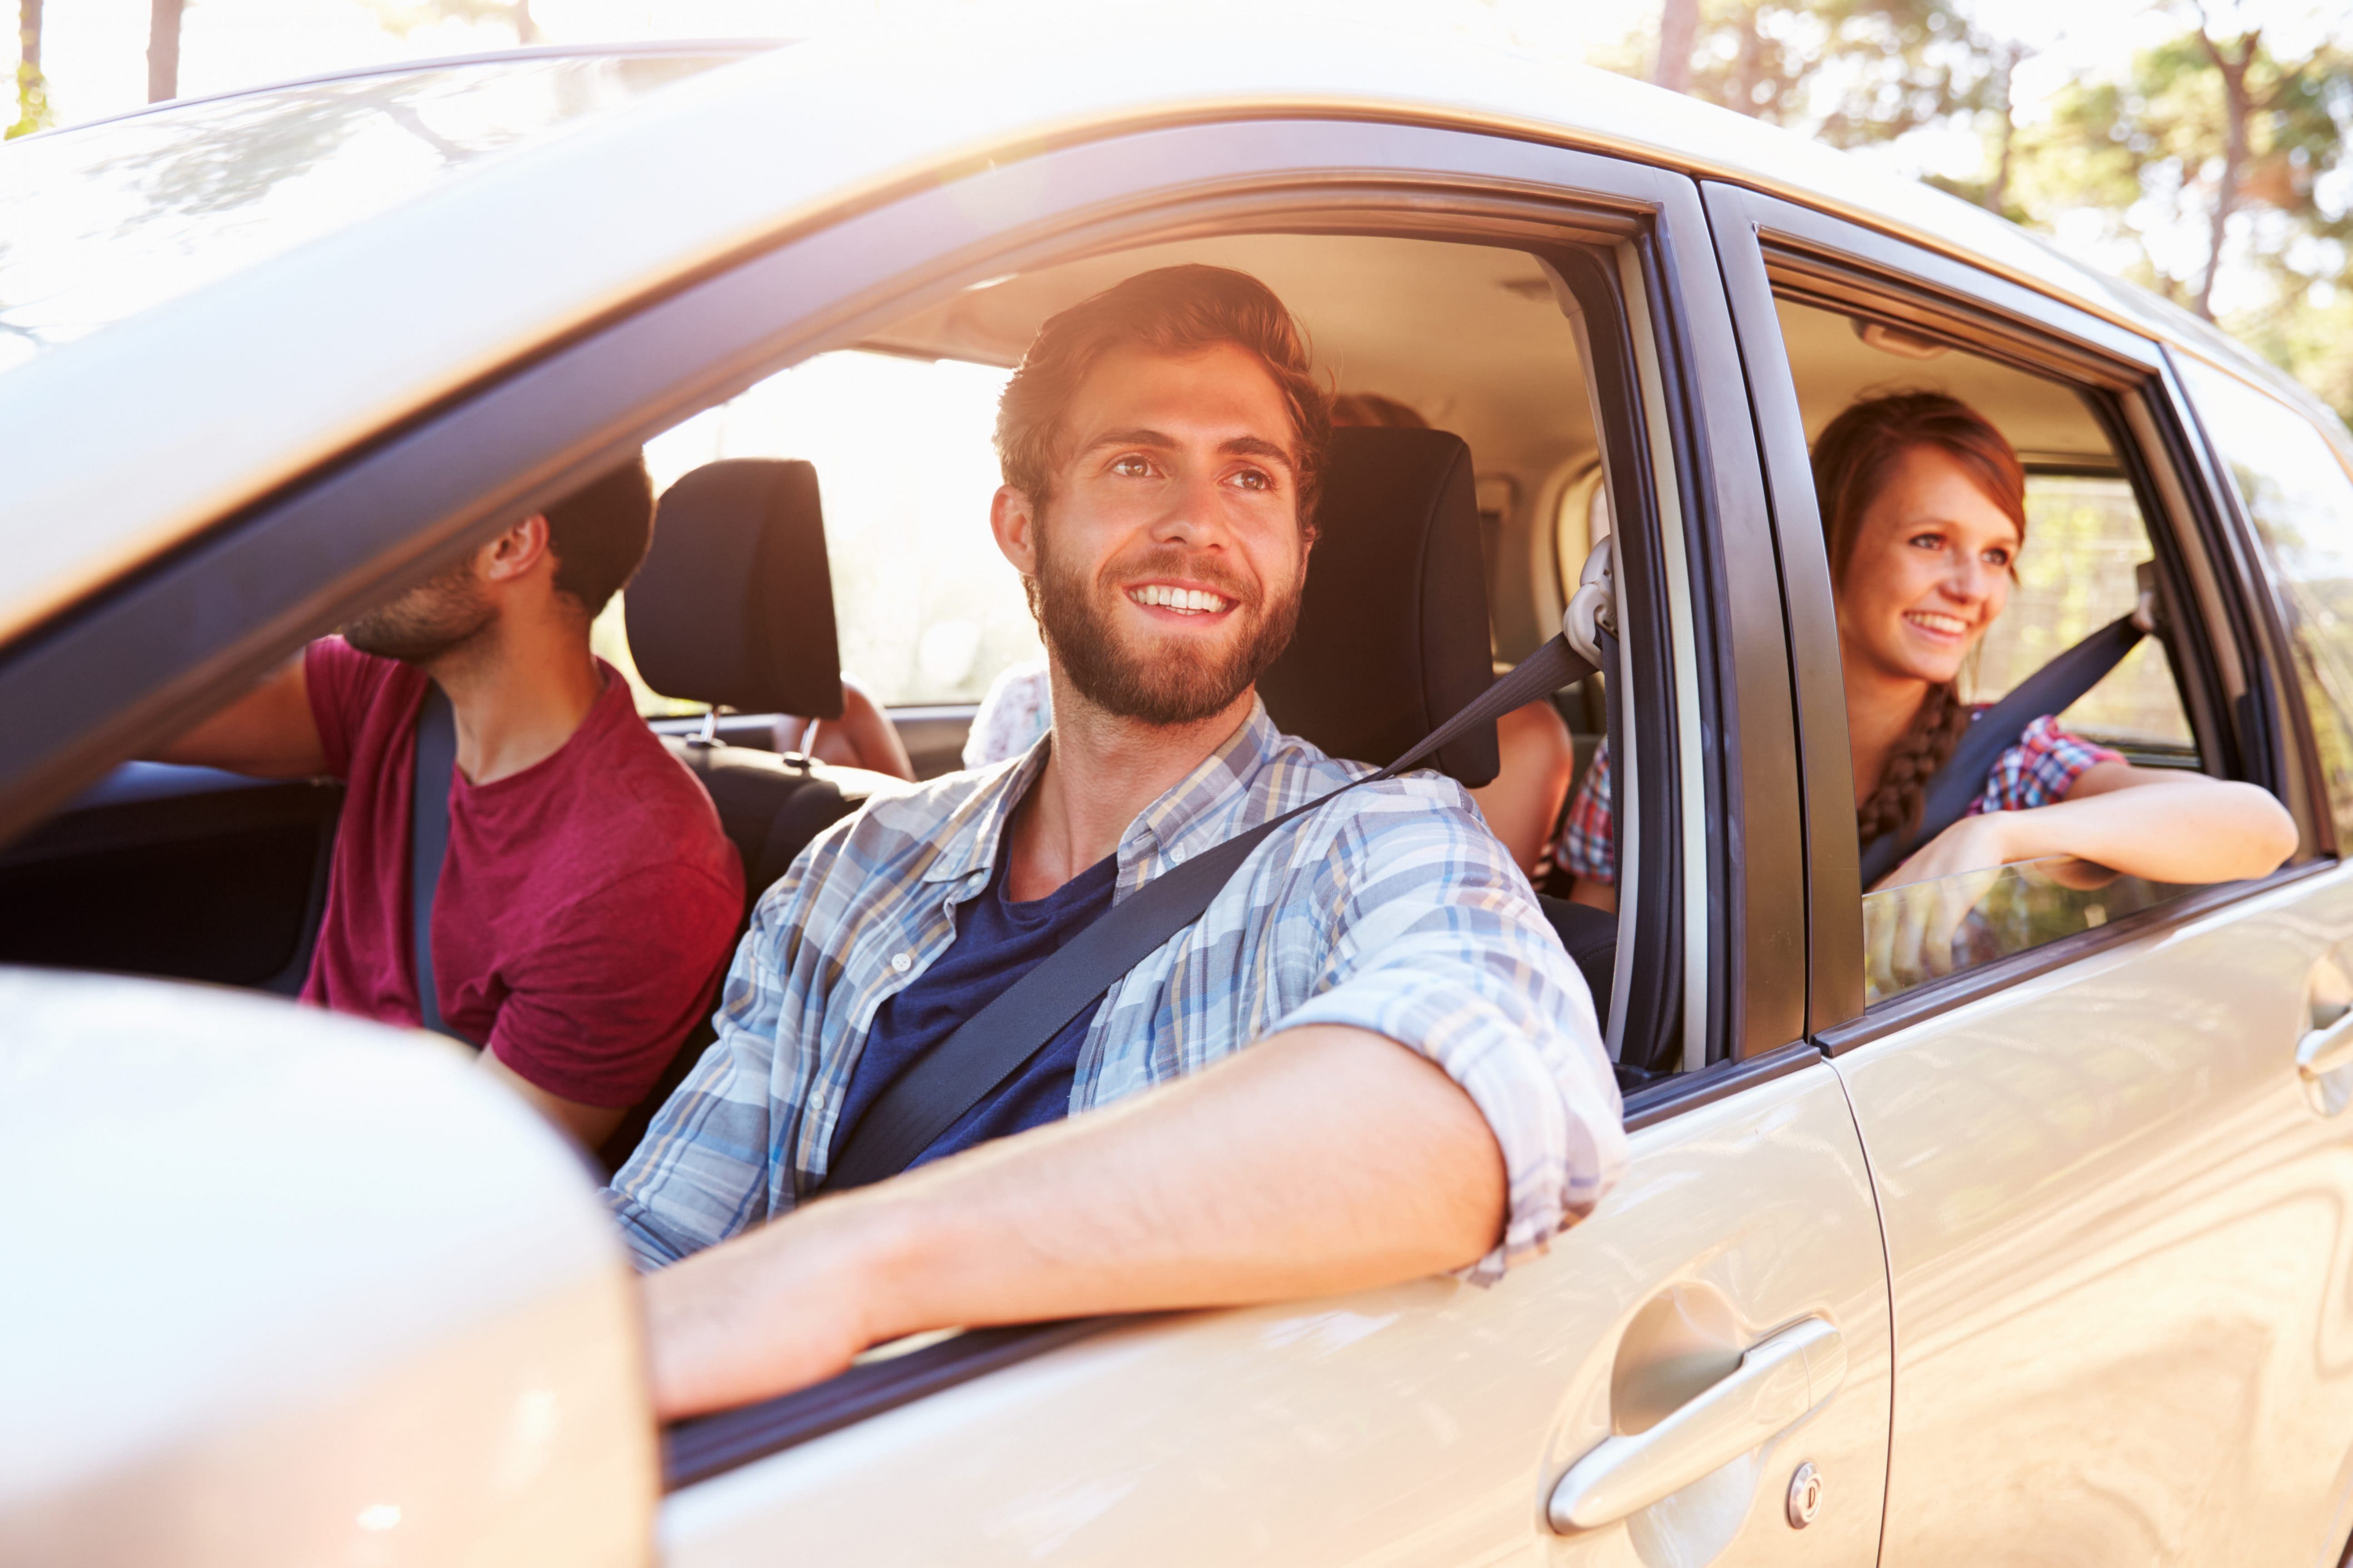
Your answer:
[1773,294,2216,1000]
[1975,473,2195,759]
[613,349,1038,712]
[2179,356,2353,845]
[0,50,751,378]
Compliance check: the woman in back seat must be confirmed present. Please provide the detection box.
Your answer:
[1557,392,2294,907]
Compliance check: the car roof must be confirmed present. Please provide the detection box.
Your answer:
[0,26,2320,648]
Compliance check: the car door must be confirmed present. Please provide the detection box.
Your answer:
[1711,182,2353,1567]
[0,92,1894,1563]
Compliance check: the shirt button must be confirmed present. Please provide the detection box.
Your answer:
[890,952,913,974]
[1167,845,1186,865]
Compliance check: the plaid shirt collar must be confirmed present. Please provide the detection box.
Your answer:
[917,695,1290,897]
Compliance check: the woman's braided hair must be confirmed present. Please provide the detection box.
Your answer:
[1813,392,2027,843]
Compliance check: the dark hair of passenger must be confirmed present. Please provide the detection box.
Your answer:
[994,264,1335,533]
[544,454,656,620]
[1811,391,2029,844]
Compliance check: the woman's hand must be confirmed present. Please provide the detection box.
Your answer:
[1878,811,2014,893]
[1871,814,2013,990]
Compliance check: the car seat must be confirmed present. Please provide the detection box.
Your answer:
[602,457,914,1167]
[1258,426,1616,1025]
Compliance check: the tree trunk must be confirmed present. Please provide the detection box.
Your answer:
[1982,40,2021,215]
[2194,28,2257,322]
[1732,4,1767,116]
[10,0,48,138]
[147,0,184,104]
[1654,0,1697,93]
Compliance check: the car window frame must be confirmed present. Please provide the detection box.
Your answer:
[2169,345,2350,858]
[1703,181,2319,1046]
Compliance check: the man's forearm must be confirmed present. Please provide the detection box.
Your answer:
[642,1024,1508,1419]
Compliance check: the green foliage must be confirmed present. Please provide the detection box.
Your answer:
[1672,0,1998,145]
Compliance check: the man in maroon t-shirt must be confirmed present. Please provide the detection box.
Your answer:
[160,458,743,1149]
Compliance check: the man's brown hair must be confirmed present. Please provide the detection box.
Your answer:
[994,265,1333,532]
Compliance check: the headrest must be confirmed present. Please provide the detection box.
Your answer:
[626,459,844,720]
[1259,427,1499,786]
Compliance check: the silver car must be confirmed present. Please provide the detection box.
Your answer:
[6,30,2353,1568]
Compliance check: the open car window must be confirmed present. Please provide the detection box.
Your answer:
[1772,294,2221,999]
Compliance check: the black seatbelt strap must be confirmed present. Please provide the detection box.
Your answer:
[822,633,1600,1192]
[410,682,466,1042]
[1857,610,2147,889]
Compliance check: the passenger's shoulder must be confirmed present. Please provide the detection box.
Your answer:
[853,761,1001,833]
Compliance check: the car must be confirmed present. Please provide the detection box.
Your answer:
[5,28,2353,1568]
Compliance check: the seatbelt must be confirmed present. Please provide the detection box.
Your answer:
[410,683,469,1043]
[821,631,1602,1191]
[1856,594,2153,890]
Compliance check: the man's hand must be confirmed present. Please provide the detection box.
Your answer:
[640,1024,1508,1421]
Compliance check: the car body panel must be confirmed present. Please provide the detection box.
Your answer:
[659,1061,1889,1567]
[1832,863,2353,1565]
[0,970,656,1567]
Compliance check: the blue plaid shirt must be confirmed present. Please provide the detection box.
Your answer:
[608,700,1625,1284]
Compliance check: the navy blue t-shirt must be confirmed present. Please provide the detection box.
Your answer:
[830,844,1119,1174]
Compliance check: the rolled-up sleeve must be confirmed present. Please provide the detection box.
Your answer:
[1272,795,1627,1283]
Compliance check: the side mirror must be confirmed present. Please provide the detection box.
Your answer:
[0,970,655,1567]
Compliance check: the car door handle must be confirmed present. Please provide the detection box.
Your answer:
[1547,1317,1845,1534]
[2298,1010,2353,1080]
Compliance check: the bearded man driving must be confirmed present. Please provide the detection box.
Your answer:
[609,265,1625,1418]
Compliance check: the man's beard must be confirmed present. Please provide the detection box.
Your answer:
[342,563,495,665]
[1029,524,1303,727]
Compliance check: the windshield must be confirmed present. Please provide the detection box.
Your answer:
[1862,855,2202,1006]
[0,50,752,378]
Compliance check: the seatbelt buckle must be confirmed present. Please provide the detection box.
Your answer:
[1564,536,1618,666]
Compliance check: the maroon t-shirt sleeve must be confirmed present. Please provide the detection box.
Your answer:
[303,636,391,780]
[485,863,744,1109]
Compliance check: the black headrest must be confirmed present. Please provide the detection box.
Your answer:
[1259,427,1499,786]
[626,459,844,720]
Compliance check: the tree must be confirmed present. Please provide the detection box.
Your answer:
[148,0,185,104]
[1656,0,1699,92]
[2011,18,2352,321]
[1654,0,1998,149]
[8,0,49,139]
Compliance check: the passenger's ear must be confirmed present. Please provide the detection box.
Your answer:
[479,513,554,584]
[991,486,1042,576]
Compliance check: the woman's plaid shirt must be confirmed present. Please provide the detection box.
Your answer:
[608,700,1626,1284]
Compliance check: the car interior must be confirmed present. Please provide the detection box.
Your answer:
[0,223,2215,1157]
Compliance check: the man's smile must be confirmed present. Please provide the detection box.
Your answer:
[1126,581,1237,616]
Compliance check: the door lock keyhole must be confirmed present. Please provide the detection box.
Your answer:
[1785,1460,1823,1529]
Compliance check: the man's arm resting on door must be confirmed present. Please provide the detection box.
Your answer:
[150,655,327,778]
[641,1023,1508,1420]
